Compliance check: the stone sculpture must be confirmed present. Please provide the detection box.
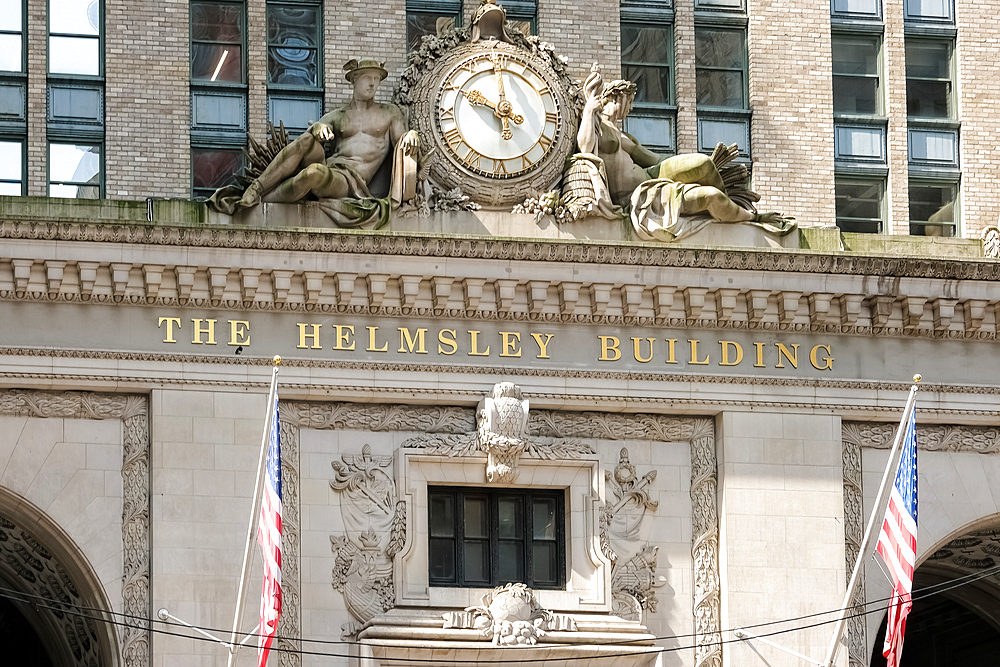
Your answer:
[568,64,795,242]
[209,58,420,229]
[442,583,578,646]
[478,381,530,482]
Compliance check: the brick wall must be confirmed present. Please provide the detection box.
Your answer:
[883,0,911,234]
[747,0,836,226]
[248,0,268,142]
[674,1,697,154]
[956,0,1000,237]
[26,0,46,197]
[325,0,408,110]
[537,0,620,84]
[104,0,191,199]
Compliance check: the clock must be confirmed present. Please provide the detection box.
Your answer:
[437,48,559,179]
[403,39,580,208]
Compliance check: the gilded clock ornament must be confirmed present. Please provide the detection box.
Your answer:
[397,2,582,208]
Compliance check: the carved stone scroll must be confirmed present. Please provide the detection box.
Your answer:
[0,389,150,667]
[277,415,302,667]
[841,424,866,667]
[690,420,722,667]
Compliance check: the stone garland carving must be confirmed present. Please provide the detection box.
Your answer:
[602,448,664,622]
[0,515,103,667]
[328,444,406,636]
[0,389,150,667]
[442,583,578,646]
[841,425,866,667]
[277,416,301,667]
[843,421,1000,454]
[279,401,721,660]
[6,221,1000,283]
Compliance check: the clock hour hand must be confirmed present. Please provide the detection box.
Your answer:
[461,89,524,141]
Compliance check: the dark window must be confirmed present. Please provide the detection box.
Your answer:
[621,20,675,153]
[835,177,883,233]
[192,147,243,199]
[406,0,461,53]
[695,28,746,109]
[905,39,953,119]
[267,3,320,87]
[832,35,881,115]
[429,487,565,589]
[191,1,245,84]
[909,182,957,236]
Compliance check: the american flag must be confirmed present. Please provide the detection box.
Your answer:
[256,391,282,667]
[875,407,917,667]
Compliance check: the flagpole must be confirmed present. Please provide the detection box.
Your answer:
[226,356,281,667]
[822,374,921,667]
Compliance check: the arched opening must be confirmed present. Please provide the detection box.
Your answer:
[869,527,1000,666]
[0,490,120,667]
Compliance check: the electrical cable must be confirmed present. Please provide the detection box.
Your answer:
[3,559,1000,663]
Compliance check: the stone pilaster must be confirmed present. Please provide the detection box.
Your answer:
[25,0,46,197]
[883,0,910,235]
[247,0,268,142]
[674,0,698,154]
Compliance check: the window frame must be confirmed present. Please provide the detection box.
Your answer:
[694,20,751,159]
[903,0,954,24]
[904,36,955,122]
[47,140,103,199]
[190,145,245,200]
[831,31,884,119]
[907,177,959,237]
[190,0,248,87]
[406,0,463,53]
[0,138,26,196]
[266,0,322,91]
[47,0,103,79]
[621,3,676,155]
[830,0,883,22]
[428,486,566,590]
[835,175,885,234]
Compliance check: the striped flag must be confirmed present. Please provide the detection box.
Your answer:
[256,391,282,667]
[874,407,917,667]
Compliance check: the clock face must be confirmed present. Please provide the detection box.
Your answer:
[436,50,560,179]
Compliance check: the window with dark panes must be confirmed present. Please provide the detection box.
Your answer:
[192,1,244,83]
[503,0,536,36]
[47,0,103,198]
[905,40,952,119]
[191,0,247,198]
[621,16,675,154]
[909,182,956,236]
[428,487,565,589]
[835,177,884,234]
[406,0,461,53]
[832,35,881,115]
[695,25,750,157]
[267,1,322,136]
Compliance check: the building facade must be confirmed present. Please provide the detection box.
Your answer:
[2,1,1000,667]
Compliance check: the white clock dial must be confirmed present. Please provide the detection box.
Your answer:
[437,51,559,178]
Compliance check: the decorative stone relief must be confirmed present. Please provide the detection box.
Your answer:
[841,424,866,667]
[329,444,406,636]
[983,226,1000,259]
[0,389,149,667]
[600,448,663,621]
[843,421,1000,454]
[442,583,578,646]
[401,382,595,482]
[281,402,720,662]
[276,414,302,667]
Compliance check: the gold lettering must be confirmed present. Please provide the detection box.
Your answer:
[775,343,799,369]
[809,344,834,371]
[689,339,709,365]
[191,319,217,345]
[228,320,250,346]
[753,342,766,368]
[632,337,654,363]
[398,328,428,354]
[545,111,557,124]
[296,323,321,349]
[598,336,621,361]
[158,317,181,343]
[665,339,677,364]
[332,325,355,351]
[367,326,388,352]
[499,331,521,357]
[719,340,743,366]
[469,330,491,356]
[530,333,554,359]
[438,329,458,355]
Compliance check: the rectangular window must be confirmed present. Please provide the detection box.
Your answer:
[406,0,461,53]
[191,1,245,84]
[836,177,884,233]
[0,139,23,195]
[832,35,881,116]
[621,20,675,153]
[831,0,881,19]
[267,3,320,87]
[835,125,885,162]
[49,142,101,198]
[904,0,953,22]
[503,0,536,36]
[0,0,24,73]
[905,39,953,120]
[49,0,100,76]
[908,181,957,236]
[695,28,746,110]
[192,147,243,199]
[428,487,565,589]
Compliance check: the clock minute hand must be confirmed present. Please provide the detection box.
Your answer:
[462,89,524,141]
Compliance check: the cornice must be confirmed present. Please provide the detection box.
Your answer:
[1,220,998,279]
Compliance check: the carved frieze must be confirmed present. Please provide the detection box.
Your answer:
[442,583,578,646]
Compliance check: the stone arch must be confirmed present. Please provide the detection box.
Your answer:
[0,486,120,667]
